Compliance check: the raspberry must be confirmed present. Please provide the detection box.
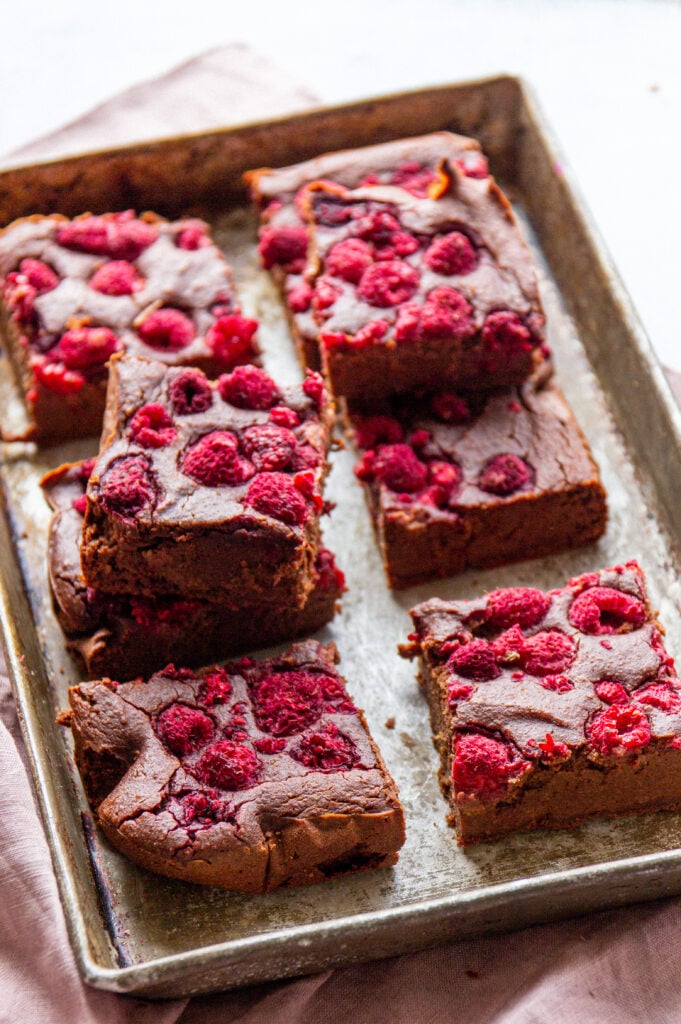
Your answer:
[351,320,390,347]
[568,587,647,635]
[353,210,400,244]
[374,230,420,260]
[634,683,681,714]
[200,667,233,707]
[137,308,195,351]
[447,681,474,706]
[389,162,440,196]
[482,311,534,353]
[537,733,569,760]
[270,405,300,429]
[32,359,85,394]
[371,444,428,492]
[251,670,324,735]
[485,587,551,630]
[195,740,261,790]
[241,424,297,471]
[258,224,308,272]
[89,260,143,295]
[175,220,210,250]
[430,393,471,423]
[448,639,500,681]
[588,704,651,755]
[254,737,287,754]
[182,431,254,487]
[312,195,354,227]
[244,472,308,525]
[452,733,528,797]
[478,453,532,496]
[357,260,419,307]
[419,461,461,508]
[522,631,575,676]
[455,154,489,179]
[155,703,214,757]
[218,365,279,410]
[128,596,200,629]
[312,277,342,313]
[52,326,119,369]
[72,494,87,515]
[540,675,574,693]
[163,665,198,682]
[595,681,630,705]
[19,258,58,293]
[205,314,258,369]
[287,281,313,313]
[128,403,176,448]
[354,415,403,449]
[171,790,232,829]
[169,368,213,415]
[326,238,373,283]
[425,232,478,276]
[420,287,475,339]
[290,723,359,771]
[56,212,157,260]
[100,456,157,518]
[302,369,326,407]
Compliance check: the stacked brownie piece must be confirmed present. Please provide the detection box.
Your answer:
[248,132,608,587]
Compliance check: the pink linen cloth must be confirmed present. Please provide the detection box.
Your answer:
[2,44,681,1024]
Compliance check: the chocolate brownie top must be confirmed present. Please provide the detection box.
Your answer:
[349,380,601,515]
[84,353,331,539]
[0,210,259,387]
[404,562,681,797]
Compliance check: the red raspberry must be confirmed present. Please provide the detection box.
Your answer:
[128,596,200,629]
[370,444,428,492]
[19,258,58,293]
[56,212,157,261]
[251,670,324,735]
[218,365,279,410]
[302,369,326,408]
[290,723,359,771]
[195,740,261,790]
[100,456,157,519]
[357,260,419,307]
[172,790,232,829]
[244,472,308,525]
[634,683,681,714]
[155,703,214,757]
[137,308,195,351]
[205,314,258,369]
[485,587,551,630]
[311,195,354,227]
[595,681,630,705]
[448,639,500,681]
[353,210,400,244]
[540,675,574,693]
[287,281,313,313]
[537,732,569,760]
[568,587,646,635]
[254,737,287,754]
[447,681,474,706]
[420,461,461,507]
[588,704,651,755]
[389,161,439,196]
[200,667,233,707]
[52,326,119,369]
[169,368,213,415]
[182,431,254,487]
[175,220,210,250]
[241,424,297,471]
[455,154,489,179]
[326,238,373,283]
[258,224,308,272]
[425,232,478,276]
[89,260,143,296]
[478,453,532,496]
[354,415,403,449]
[312,276,342,313]
[430,393,471,423]
[522,630,575,676]
[374,231,420,260]
[452,733,528,797]
[482,311,535,353]
[350,320,390,347]
[420,287,475,339]
[129,403,176,448]
[32,358,85,394]
[162,665,199,682]
[270,406,300,429]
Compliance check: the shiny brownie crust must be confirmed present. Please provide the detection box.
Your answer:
[67,641,406,891]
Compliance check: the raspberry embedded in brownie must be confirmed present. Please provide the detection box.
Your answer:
[0,210,260,444]
[66,640,406,891]
[80,353,333,608]
[401,561,681,844]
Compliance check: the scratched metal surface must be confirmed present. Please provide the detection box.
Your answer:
[1,77,681,997]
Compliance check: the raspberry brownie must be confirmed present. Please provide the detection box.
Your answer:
[0,211,259,444]
[42,460,344,679]
[346,379,607,588]
[80,353,332,608]
[298,169,547,402]
[246,131,486,370]
[65,641,406,891]
[402,562,681,844]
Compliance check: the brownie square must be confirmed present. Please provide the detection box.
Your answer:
[66,640,406,891]
[42,460,345,680]
[246,131,486,370]
[80,353,332,608]
[402,561,681,844]
[0,211,259,444]
[346,380,607,588]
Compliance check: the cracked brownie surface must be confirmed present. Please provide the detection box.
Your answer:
[67,641,406,891]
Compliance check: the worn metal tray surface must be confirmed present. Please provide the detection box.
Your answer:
[2,76,681,998]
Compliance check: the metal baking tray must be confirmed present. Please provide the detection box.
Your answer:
[2,75,681,998]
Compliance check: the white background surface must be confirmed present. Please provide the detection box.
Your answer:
[2,0,680,369]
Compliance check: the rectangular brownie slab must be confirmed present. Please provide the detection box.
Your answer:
[0,210,260,444]
[42,460,345,680]
[402,561,681,844]
[80,353,332,607]
[65,640,406,892]
[345,379,607,588]
[245,131,486,370]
